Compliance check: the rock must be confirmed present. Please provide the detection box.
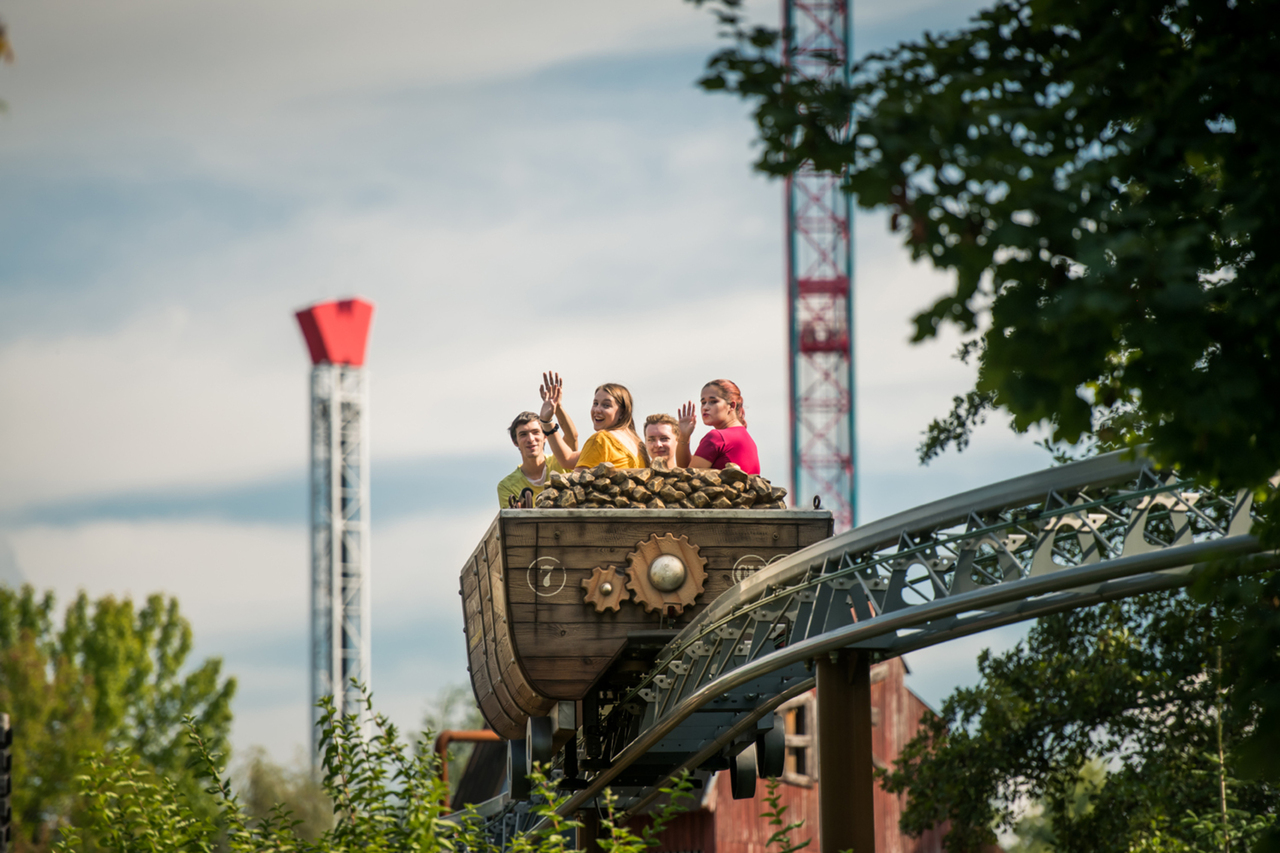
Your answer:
[523,464,784,512]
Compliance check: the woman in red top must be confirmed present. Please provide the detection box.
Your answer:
[676,379,761,474]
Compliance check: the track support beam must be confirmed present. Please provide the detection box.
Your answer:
[577,809,600,853]
[816,649,874,853]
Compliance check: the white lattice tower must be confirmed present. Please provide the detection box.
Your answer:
[296,298,375,767]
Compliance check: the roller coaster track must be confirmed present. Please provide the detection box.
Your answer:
[490,450,1274,835]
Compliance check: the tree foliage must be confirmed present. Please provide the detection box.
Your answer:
[695,0,1279,492]
[691,1,1280,844]
[236,747,336,842]
[878,590,1276,853]
[56,687,696,853]
[0,584,236,851]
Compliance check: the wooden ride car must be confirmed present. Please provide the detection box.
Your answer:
[460,507,832,739]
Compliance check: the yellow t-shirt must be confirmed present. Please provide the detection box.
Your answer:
[577,429,645,470]
[497,457,567,508]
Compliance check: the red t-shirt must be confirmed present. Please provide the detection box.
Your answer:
[693,426,760,474]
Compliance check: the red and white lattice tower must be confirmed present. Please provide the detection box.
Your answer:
[296,298,375,764]
[784,0,856,531]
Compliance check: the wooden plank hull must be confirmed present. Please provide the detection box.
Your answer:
[462,509,832,739]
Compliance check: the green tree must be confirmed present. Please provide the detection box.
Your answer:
[0,584,236,851]
[878,591,1276,853]
[695,0,1279,492]
[236,747,334,842]
[691,0,1280,844]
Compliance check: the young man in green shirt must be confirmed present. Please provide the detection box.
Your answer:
[496,373,579,508]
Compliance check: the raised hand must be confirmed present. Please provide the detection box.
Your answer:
[677,401,697,442]
[539,371,564,421]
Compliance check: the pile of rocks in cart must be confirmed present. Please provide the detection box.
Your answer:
[533,463,788,509]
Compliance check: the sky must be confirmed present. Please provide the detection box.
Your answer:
[0,0,1048,766]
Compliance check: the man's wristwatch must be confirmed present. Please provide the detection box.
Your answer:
[540,420,559,436]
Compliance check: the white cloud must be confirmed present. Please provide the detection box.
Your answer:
[5,509,498,761]
[0,0,759,152]
[0,0,1040,763]
[8,520,308,639]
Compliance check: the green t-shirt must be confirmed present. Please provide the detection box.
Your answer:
[496,457,567,508]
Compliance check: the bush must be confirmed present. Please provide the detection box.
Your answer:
[54,686,694,853]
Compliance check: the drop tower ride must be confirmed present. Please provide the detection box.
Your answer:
[295,298,375,763]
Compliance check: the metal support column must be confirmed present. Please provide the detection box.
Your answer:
[308,363,372,762]
[816,649,874,853]
[577,810,600,853]
[784,0,857,531]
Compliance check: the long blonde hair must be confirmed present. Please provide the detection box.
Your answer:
[597,383,649,465]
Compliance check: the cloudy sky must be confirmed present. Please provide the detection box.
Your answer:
[0,0,1048,765]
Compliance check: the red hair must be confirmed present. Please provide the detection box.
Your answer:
[705,379,746,427]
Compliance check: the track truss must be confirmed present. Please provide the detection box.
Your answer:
[530,450,1272,828]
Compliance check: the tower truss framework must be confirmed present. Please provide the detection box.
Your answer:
[297,299,374,765]
[785,0,856,531]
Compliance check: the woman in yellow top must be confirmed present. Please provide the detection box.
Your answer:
[544,376,646,470]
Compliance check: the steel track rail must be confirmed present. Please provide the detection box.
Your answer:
[501,452,1273,838]
[529,534,1265,831]
[647,451,1152,681]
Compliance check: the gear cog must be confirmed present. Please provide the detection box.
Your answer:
[582,566,629,613]
[625,533,707,616]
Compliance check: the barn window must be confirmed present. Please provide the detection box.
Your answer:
[779,693,816,787]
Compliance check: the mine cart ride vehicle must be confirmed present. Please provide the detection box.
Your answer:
[460,463,832,801]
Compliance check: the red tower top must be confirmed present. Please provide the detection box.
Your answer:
[296,298,375,366]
